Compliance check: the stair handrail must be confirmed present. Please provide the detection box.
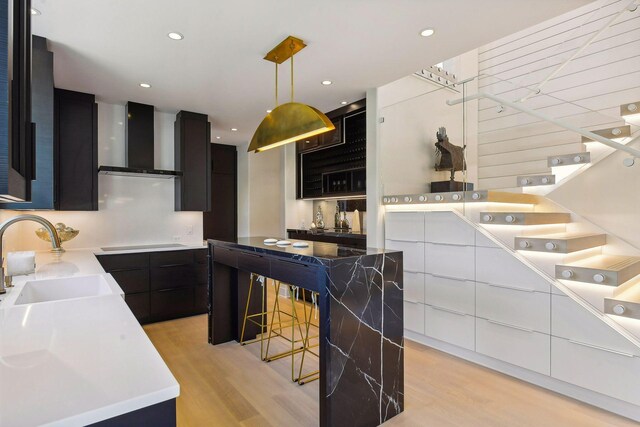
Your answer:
[447,91,640,160]
[519,0,639,102]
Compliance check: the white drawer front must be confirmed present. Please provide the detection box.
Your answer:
[551,294,640,356]
[424,274,475,315]
[476,282,550,334]
[476,246,550,293]
[476,230,499,248]
[425,211,475,245]
[404,271,425,304]
[385,240,425,273]
[404,301,425,334]
[552,337,640,406]
[386,212,425,242]
[425,243,475,280]
[476,318,550,375]
[424,304,475,351]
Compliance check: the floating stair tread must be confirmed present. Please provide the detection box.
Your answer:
[480,212,571,225]
[516,233,606,253]
[561,255,640,271]
[556,255,640,287]
[517,174,555,187]
[547,152,591,167]
[604,278,640,320]
[517,232,605,240]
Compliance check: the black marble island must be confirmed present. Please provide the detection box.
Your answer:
[207,237,404,427]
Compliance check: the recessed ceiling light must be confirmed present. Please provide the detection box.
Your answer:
[321,80,332,86]
[167,32,184,40]
[420,28,435,37]
[340,101,348,105]
[216,136,221,139]
[266,109,272,113]
[139,83,151,88]
[30,8,41,15]
[231,128,238,132]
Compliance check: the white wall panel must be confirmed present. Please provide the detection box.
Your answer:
[478,0,640,189]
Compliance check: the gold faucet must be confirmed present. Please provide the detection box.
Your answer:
[0,214,63,294]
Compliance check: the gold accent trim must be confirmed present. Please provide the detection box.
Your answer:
[264,36,306,64]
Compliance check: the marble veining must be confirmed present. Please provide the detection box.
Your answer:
[209,238,404,427]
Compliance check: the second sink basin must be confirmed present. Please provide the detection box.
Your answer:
[15,275,119,305]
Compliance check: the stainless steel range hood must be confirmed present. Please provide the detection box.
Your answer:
[99,102,181,179]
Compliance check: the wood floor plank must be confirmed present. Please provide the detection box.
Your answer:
[145,311,637,427]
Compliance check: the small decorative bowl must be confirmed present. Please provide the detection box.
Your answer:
[36,223,79,245]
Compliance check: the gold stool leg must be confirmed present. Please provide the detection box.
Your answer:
[297,290,320,385]
[239,273,256,345]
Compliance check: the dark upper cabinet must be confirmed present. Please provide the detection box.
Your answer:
[203,143,237,242]
[174,111,211,212]
[2,36,53,209]
[54,89,98,211]
[0,0,34,202]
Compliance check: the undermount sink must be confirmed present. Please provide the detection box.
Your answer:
[14,275,117,305]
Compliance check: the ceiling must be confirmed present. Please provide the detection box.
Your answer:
[32,0,590,145]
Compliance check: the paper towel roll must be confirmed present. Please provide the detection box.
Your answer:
[352,209,361,233]
[6,251,36,276]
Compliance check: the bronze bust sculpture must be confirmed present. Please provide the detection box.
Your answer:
[435,126,465,180]
[431,126,472,192]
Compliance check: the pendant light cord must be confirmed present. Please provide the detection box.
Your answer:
[290,41,295,103]
[275,61,278,107]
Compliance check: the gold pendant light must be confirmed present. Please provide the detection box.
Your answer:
[248,36,334,153]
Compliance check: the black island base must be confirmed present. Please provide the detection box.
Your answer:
[207,237,404,427]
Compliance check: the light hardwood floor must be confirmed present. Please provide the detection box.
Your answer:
[145,314,637,427]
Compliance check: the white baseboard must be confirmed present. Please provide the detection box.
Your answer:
[404,330,640,423]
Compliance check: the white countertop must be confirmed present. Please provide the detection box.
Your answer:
[0,248,183,427]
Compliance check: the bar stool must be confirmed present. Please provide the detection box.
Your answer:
[239,274,269,359]
[293,289,320,385]
[239,274,297,360]
[264,282,308,382]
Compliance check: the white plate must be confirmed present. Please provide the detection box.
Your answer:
[276,240,291,246]
[292,242,309,248]
[263,238,278,244]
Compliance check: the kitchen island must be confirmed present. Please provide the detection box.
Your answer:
[208,237,404,427]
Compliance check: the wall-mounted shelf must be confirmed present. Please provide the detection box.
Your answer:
[98,165,182,179]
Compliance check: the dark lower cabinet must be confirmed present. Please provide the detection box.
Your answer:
[88,399,176,427]
[124,293,150,324]
[97,249,207,324]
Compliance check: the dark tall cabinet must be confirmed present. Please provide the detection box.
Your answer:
[0,0,34,202]
[54,89,98,210]
[203,143,237,242]
[3,36,53,209]
[175,111,211,211]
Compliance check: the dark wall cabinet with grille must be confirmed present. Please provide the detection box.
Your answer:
[97,249,208,324]
[175,111,211,211]
[297,99,366,199]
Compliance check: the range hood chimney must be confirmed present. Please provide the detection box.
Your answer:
[98,101,182,179]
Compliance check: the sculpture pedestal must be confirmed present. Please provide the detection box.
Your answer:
[430,180,474,193]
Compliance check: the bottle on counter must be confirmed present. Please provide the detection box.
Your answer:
[341,211,350,230]
[334,204,341,229]
[316,206,325,229]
